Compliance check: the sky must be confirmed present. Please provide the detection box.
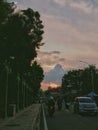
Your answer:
[8,0,98,72]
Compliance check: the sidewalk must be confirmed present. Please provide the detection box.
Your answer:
[0,104,41,130]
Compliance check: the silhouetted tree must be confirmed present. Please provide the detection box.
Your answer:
[24,61,44,99]
[62,65,98,96]
[0,0,15,118]
[0,0,44,117]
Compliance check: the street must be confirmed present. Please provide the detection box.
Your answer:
[45,105,98,130]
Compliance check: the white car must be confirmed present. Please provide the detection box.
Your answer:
[73,96,98,115]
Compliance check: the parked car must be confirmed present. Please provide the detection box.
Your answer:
[73,96,98,115]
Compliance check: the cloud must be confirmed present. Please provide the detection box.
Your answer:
[7,0,98,71]
[53,0,98,13]
[11,0,98,17]
[42,13,98,49]
[70,1,92,13]
[41,82,50,90]
[35,51,62,72]
[53,0,67,6]
[37,12,98,71]
[35,51,80,72]
[35,51,59,71]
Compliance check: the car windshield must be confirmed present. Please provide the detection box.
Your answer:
[79,98,94,103]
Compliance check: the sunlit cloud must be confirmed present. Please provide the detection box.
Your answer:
[41,81,60,90]
[35,51,79,72]
[41,82,50,90]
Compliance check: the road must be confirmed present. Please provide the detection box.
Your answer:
[45,105,98,130]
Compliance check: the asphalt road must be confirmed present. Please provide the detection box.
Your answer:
[45,106,98,130]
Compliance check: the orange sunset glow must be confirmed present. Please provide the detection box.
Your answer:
[49,82,60,89]
[41,82,61,90]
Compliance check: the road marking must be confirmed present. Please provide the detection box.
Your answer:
[42,104,48,130]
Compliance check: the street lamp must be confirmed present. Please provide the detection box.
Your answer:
[5,65,8,118]
[4,63,11,118]
[17,73,20,112]
[79,61,94,92]
[4,57,15,118]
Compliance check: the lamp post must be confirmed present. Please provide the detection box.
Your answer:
[4,57,14,118]
[79,61,94,92]
[17,73,20,112]
[4,63,11,118]
[5,65,8,118]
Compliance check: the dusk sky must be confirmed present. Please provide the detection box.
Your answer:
[8,0,98,72]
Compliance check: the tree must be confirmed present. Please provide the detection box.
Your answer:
[0,1,44,117]
[80,65,97,95]
[5,9,44,110]
[0,0,15,24]
[62,70,81,92]
[0,8,44,73]
[0,0,15,118]
[24,61,44,97]
[62,65,98,96]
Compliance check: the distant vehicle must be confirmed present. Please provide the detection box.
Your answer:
[73,96,98,115]
[47,96,55,116]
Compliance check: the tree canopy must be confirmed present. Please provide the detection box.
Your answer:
[0,6,44,73]
[62,65,98,96]
[0,0,45,117]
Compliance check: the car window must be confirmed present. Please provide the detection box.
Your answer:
[79,98,94,103]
